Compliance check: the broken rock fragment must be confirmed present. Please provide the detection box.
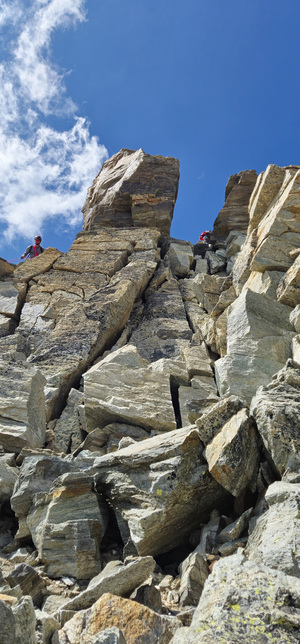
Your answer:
[205,408,260,496]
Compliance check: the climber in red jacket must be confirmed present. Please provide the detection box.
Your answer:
[199,230,211,243]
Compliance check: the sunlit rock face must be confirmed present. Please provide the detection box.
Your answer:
[82,148,180,236]
[0,153,300,644]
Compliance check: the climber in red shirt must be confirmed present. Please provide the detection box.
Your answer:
[199,230,211,243]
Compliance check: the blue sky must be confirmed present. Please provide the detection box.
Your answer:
[1,0,300,260]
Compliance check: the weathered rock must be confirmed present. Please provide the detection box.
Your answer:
[130,582,163,613]
[250,363,300,475]
[0,257,16,277]
[277,253,300,307]
[250,169,300,273]
[205,251,226,274]
[205,408,260,496]
[194,258,208,274]
[0,361,46,452]
[82,148,180,236]
[0,595,36,644]
[170,552,300,643]
[195,395,245,446]
[242,269,285,299]
[94,426,229,557]
[88,628,126,644]
[53,593,180,644]
[290,304,300,332]
[178,552,208,607]
[6,563,46,606]
[27,472,108,579]
[245,481,300,577]
[56,557,155,613]
[83,345,177,433]
[13,247,62,283]
[217,507,252,543]
[11,454,74,521]
[0,457,19,503]
[215,289,295,401]
[179,384,219,426]
[166,241,193,278]
[192,274,222,314]
[292,334,300,365]
[0,280,26,319]
[35,609,60,644]
[52,389,84,453]
[212,170,257,241]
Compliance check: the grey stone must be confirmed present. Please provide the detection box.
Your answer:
[94,426,229,557]
[83,345,177,433]
[0,457,18,503]
[166,241,193,278]
[250,363,300,475]
[56,556,155,613]
[11,454,74,520]
[170,552,300,643]
[245,481,300,577]
[196,395,245,446]
[217,507,253,543]
[0,361,46,452]
[27,472,108,579]
[205,408,260,496]
[6,563,46,607]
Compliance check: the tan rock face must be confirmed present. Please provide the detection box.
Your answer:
[53,593,180,644]
[82,148,180,236]
[212,170,257,241]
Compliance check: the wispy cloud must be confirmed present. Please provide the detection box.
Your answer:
[0,0,108,245]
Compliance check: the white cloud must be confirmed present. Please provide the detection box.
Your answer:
[0,0,108,247]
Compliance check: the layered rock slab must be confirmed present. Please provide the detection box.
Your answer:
[94,426,229,557]
[215,289,295,401]
[0,361,46,452]
[83,345,177,433]
[26,472,108,579]
[82,148,180,236]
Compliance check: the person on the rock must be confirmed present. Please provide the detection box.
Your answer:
[199,230,211,243]
[20,235,44,259]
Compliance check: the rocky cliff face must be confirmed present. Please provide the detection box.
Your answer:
[0,150,299,643]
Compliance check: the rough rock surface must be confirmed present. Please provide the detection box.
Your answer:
[82,148,179,235]
[0,152,299,643]
[53,592,181,644]
[170,552,300,643]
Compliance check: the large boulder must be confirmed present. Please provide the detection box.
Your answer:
[82,148,180,236]
[53,593,181,644]
[170,552,300,643]
[94,426,230,557]
[26,472,108,579]
[83,345,177,433]
[56,557,156,613]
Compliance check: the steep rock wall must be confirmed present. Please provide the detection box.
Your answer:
[0,151,299,643]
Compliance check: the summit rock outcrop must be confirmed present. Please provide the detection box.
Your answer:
[0,150,299,643]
